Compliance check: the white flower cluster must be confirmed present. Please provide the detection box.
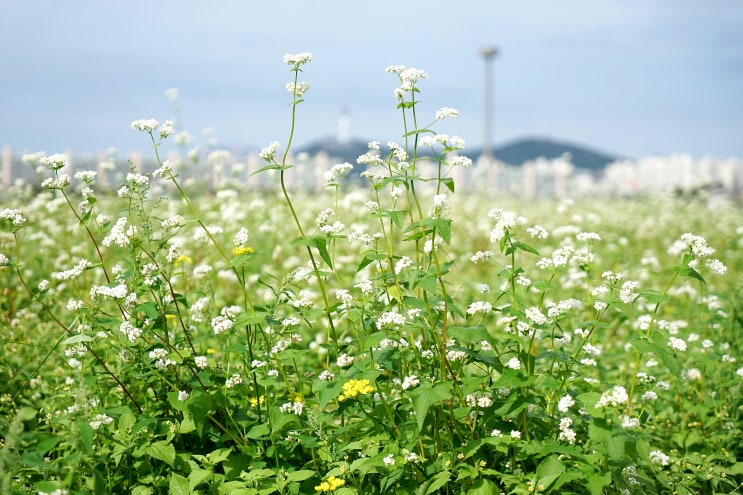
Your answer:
[53,259,92,281]
[596,386,629,408]
[283,52,313,66]
[376,311,406,330]
[558,417,576,444]
[39,153,69,171]
[0,208,26,227]
[211,315,234,335]
[89,413,113,430]
[102,217,137,247]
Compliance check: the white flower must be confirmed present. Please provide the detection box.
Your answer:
[596,386,629,408]
[90,413,113,430]
[557,394,575,413]
[467,301,492,316]
[510,430,522,439]
[506,357,521,370]
[178,390,189,401]
[435,107,459,120]
[225,374,243,388]
[649,450,670,466]
[667,337,687,352]
[402,375,420,390]
[383,454,396,466]
[525,307,547,325]
[131,118,159,132]
[283,52,313,66]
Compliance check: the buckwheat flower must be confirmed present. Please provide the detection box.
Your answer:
[1,208,26,228]
[424,238,438,254]
[159,120,174,139]
[336,289,353,310]
[402,375,420,390]
[680,233,714,258]
[621,415,641,429]
[525,307,547,325]
[649,450,670,466]
[667,337,687,352]
[283,52,312,66]
[506,357,521,370]
[211,315,234,335]
[39,153,69,171]
[557,394,575,413]
[390,185,404,200]
[469,251,493,264]
[225,373,243,388]
[685,368,702,380]
[510,430,522,439]
[619,280,639,304]
[178,390,189,401]
[467,301,492,315]
[195,356,208,369]
[336,353,354,367]
[705,258,727,275]
[355,280,374,296]
[319,370,334,381]
[576,232,601,242]
[477,396,493,408]
[153,159,175,178]
[90,413,113,430]
[383,454,396,466]
[193,263,213,279]
[282,316,301,327]
[434,107,458,120]
[526,225,549,239]
[449,155,473,167]
[583,343,601,356]
[119,321,142,342]
[376,311,406,330]
[259,141,280,162]
[594,301,607,312]
[131,118,159,132]
[251,359,267,369]
[286,81,311,97]
[433,194,448,209]
[596,386,629,408]
[736,367,743,378]
[642,391,657,402]
[559,428,577,444]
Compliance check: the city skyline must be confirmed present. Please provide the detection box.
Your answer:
[1,0,742,160]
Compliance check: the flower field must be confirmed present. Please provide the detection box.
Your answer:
[1,54,742,495]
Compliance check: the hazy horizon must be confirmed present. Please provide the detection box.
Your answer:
[2,1,742,160]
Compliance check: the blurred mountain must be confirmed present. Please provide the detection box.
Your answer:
[484,137,619,170]
[297,136,619,170]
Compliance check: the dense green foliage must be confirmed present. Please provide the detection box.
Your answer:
[1,54,741,495]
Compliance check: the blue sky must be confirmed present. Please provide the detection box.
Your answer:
[1,0,742,159]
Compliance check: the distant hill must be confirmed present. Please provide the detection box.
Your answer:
[482,137,619,171]
[297,136,619,171]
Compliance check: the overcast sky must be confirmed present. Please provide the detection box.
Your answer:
[1,0,742,160]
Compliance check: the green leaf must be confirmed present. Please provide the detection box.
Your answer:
[447,325,495,347]
[187,390,215,437]
[250,163,285,175]
[286,470,317,482]
[357,252,386,272]
[62,334,94,345]
[674,264,706,285]
[630,337,679,374]
[208,447,232,464]
[246,422,270,439]
[169,472,191,495]
[506,241,540,256]
[638,289,668,304]
[536,455,565,490]
[442,177,455,192]
[422,470,451,494]
[384,209,406,229]
[291,235,333,269]
[465,479,499,495]
[410,382,452,432]
[146,441,175,467]
[433,218,452,244]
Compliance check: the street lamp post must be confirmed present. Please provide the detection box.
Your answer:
[481,46,498,161]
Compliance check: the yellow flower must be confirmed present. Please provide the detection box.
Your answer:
[288,391,304,403]
[232,246,254,257]
[249,395,265,407]
[314,476,345,492]
[339,378,374,402]
[175,254,192,265]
